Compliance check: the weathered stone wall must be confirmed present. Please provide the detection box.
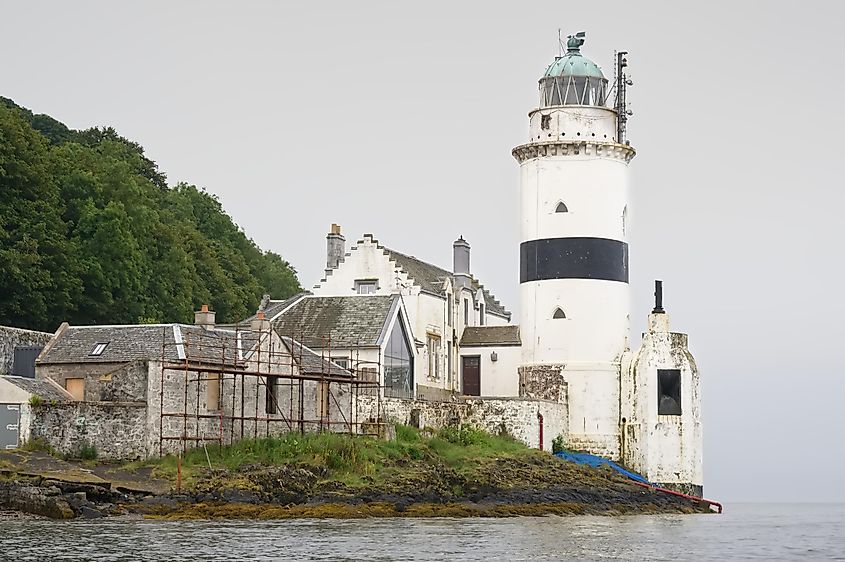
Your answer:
[357,395,568,451]
[0,326,53,375]
[518,364,567,403]
[37,362,126,401]
[29,402,148,460]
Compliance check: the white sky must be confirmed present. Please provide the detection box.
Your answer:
[2,1,843,503]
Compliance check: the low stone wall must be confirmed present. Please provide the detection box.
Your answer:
[0,325,53,375]
[29,402,148,460]
[357,395,568,451]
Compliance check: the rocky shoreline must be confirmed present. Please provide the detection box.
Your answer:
[0,455,711,520]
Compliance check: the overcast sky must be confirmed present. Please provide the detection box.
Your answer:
[3,1,843,503]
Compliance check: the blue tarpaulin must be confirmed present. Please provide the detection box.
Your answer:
[554,451,652,485]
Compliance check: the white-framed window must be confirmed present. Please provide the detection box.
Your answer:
[332,357,349,370]
[427,334,441,380]
[354,280,378,294]
[89,342,109,356]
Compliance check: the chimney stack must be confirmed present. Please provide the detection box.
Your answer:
[326,223,345,271]
[251,310,271,332]
[194,304,216,329]
[453,236,471,289]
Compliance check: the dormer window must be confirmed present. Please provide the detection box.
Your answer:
[89,342,109,356]
[354,280,378,295]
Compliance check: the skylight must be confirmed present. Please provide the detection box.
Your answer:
[90,342,109,356]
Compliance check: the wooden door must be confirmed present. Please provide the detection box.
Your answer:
[65,378,85,401]
[461,356,480,396]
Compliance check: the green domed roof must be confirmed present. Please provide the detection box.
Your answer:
[543,34,605,80]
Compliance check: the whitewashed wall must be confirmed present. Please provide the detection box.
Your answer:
[459,345,520,397]
[622,313,703,491]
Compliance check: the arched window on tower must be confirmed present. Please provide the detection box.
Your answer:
[552,307,566,319]
[555,202,568,213]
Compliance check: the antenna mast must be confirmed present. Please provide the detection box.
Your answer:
[615,51,631,144]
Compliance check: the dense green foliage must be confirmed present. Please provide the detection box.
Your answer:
[0,98,300,331]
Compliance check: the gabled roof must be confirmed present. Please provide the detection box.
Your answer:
[460,325,521,347]
[381,245,511,320]
[273,295,399,349]
[0,375,74,401]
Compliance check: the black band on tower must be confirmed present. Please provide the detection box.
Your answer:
[520,237,629,283]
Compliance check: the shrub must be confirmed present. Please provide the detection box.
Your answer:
[28,395,44,407]
[552,434,566,454]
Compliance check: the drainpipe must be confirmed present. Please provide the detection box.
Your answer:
[537,411,544,451]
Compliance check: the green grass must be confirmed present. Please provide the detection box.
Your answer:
[146,425,534,484]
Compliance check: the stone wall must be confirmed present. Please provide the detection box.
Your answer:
[518,364,567,402]
[357,395,568,451]
[0,326,53,375]
[29,402,148,460]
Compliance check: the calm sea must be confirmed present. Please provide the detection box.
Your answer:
[0,503,842,561]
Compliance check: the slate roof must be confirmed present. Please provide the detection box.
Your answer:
[273,295,397,349]
[38,324,243,365]
[0,375,73,401]
[382,246,511,320]
[459,325,521,347]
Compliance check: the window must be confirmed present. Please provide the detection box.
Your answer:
[553,307,566,319]
[446,345,452,388]
[384,318,414,399]
[446,295,453,326]
[359,367,378,397]
[355,280,378,294]
[463,299,469,326]
[65,378,85,401]
[265,375,278,414]
[427,334,441,380]
[89,342,109,356]
[11,346,41,378]
[206,372,221,411]
[555,202,568,213]
[657,369,682,416]
[318,382,331,423]
[332,358,349,370]
[622,205,628,236]
[540,114,551,130]
[479,304,485,325]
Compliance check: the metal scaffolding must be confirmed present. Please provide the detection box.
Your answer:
[157,323,383,456]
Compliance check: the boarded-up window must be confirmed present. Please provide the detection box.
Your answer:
[657,369,681,415]
[206,373,221,411]
[265,375,278,414]
[359,367,378,396]
[65,378,85,401]
[319,382,330,423]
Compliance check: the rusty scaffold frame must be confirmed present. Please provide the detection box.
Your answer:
[156,322,383,457]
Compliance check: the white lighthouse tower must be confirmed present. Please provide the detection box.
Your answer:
[513,33,635,458]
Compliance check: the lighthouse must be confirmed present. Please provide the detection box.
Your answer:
[513,33,635,458]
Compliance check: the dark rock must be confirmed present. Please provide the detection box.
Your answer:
[79,506,105,519]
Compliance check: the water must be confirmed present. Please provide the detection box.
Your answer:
[0,504,843,561]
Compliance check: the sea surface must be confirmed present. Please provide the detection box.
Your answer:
[0,503,842,561]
